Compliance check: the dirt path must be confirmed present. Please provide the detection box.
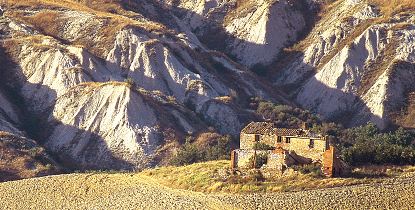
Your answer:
[1,173,415,209]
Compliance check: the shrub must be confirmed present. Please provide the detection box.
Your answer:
[340,123,415,166]
[256,101,321,128]
[28,147,43,158]
[292,163,323,177]
[170,138,202,166]
[171,135,233,166]
[124,77,135,88]
[248,153,268,169]
[205,135,232,161]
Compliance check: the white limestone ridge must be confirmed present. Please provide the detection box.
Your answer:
[224,0,306,67]
[46,83,160,169]
[1,0,413,171]
[0,2,278,169]
[276,0,415,128]
[162,0,307,66]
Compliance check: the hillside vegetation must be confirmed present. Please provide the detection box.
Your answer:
[0,132,60,182]
[369,0,415,17]
[0,0,414,181]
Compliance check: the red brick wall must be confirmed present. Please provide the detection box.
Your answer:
[323,146,343,177]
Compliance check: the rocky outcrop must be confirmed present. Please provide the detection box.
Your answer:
[275,0,415,129]
[45,83,201,169]
[224,0,306,67]
[163,0,307,66]
[1,0,412,172]
[106,28,224,108]
[0,1,285,170]
[0,81,59,181]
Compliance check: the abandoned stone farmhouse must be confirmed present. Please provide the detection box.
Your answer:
[231,122,348,177]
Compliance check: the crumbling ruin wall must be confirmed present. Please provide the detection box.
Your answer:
[322,146,350,177]
[266,152,286,169]
[234,149,254,168]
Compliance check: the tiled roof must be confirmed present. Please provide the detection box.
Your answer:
[241,121,324,138]
[241,122,275,134]
[273,128,302,136]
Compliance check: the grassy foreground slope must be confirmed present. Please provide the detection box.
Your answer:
[141,160,415,193]
[1,161,415,209]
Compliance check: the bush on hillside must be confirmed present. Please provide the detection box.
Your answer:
[205,135,232,161]
[254,100,415,166]
[170,138,202,166]
[255,101,321,128]
[170,135,233,166]
[292,163,323,178]
[124,77,135,88]
[340,123,415,165]
[248,153,268,169]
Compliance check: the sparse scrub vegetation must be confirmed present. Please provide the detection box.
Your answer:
[170,137,203,166]
[4,0,168,58]
[170,135,233,166]
[124,77,136,88]
[254,100,321,128]
[369,0,415,17]
[254,99,415,167]
[14,10,62,39]
[339,123,415,166]
[309,122,415,166]
[291,163,323,178]
[248,152,268,169]
[0,132,59,182]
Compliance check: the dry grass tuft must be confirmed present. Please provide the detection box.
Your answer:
[0,132,60,182]
[3,0,168,58]
[369,0,415,17]
[8,10,63,39]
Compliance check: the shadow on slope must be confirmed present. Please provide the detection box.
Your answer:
[271,49,388,129]
[0,44,136,172]
[127,1,391,129]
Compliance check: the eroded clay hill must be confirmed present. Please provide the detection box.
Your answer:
[274,0,415,129]
[160,0,310,67]
[0,0,414,173]
[0,0,293,171]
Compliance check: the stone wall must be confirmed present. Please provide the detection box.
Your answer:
[234,149,283,169]
[230,150,237,169]
[234,149,254,168]
[240,133,280,150]
[238,130,331,171]
[240,133,257,149]
[266,152,286,169]
[234,149,297,170]
[259,133,275,147]
[276,137,328,161]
